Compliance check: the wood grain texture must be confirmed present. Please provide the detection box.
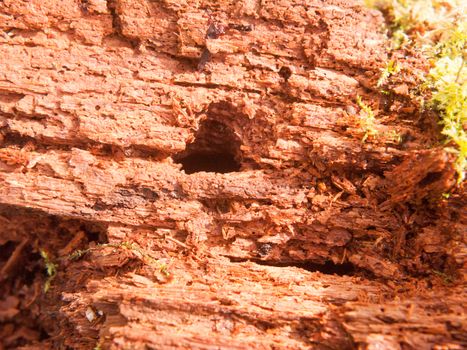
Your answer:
[0,0,465,349]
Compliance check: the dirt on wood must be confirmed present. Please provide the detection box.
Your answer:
[0,0,465,349]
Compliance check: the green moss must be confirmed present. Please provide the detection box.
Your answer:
[366,1,464,37]
[356,95,379,142]
[433,21,467,58]
[377,59,401,87]
[427,55,466,182]
[366,0,466,183]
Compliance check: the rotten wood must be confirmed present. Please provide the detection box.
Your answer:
[0,0,465,349]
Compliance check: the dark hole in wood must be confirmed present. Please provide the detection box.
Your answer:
[174,119,242,174]
[177,151,240,174]
[231,256,356,277]
[0,241,17,263]
[279,66,292,81]
[23,250,42,286]
[81,222,109,244]
[286,260,356,276]
[419,172,443,187]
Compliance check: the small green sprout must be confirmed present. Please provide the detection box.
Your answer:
[377,59,401,87]
[356,95,379,142]
[159,263,170,277]
[68,249,88,260]
[68,242,127,261]
[40,249,57,293]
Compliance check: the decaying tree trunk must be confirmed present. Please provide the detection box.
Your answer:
[0,0,465,349]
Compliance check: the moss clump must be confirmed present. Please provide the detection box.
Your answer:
[426,19,466,182]
[366,0,466,182]
[366,1,464,40]
[427,54,466,182]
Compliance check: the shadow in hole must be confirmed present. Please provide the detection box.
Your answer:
[231,257,356,277]
[176,151,241,174]
[174,119,242,174]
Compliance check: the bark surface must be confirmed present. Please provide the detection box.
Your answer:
[0,0,465,349]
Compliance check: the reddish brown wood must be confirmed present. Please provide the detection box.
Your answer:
[0,0,465,349]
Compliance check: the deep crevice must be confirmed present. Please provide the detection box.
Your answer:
[177,151,240,174]
[419,171,443,187]
[106,0,139,48]
[0,241,17,264]
[174,119,242,174]
[229,257,356,277]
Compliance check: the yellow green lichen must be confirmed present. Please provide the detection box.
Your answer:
[40,249,57,293]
